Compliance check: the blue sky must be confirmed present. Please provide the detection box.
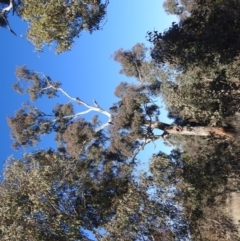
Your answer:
[0,1,177,173]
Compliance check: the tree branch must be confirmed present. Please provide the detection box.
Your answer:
[1,0,16,35]
[1,0,13,14]
[40,72,113,132]
[131,134,171,162]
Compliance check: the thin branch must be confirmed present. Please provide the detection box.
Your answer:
[134,62,144,85]
[53,109,93,121]
[39,72,113,132]
[1,14,17,36]
[131,135,168,162]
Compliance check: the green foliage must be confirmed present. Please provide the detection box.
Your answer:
[63,118,103,158]
[178,137,240,240]
[113,43,148,79]
[0,149,133,240]
[161,66,240,126]
[14,66,61,101]
[11,66,164,160]
[149,0,240,70]
[113,43,169,86]
[6,65,193,240]
[110,82,160,157]
[15,0,108,53]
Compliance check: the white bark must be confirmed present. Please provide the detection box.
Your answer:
[40,73,113,132]
[1,0,13,14]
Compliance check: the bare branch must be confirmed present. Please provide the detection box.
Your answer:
[39,72,113,132]
[1,13,16,35]
[1,0,16,35]
[93,99,99,107]
[1,0,13,14]
[131,135,168,162]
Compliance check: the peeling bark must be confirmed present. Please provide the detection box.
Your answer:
[145,120,234,139]
[165,125,234,139]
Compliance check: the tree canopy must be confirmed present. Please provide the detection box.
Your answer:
[0,0,109,53]
[2,0,240,240]
[149,0,240,69]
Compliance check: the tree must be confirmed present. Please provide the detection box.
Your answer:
[149,0,240,70]
[2,0,240,239]
[9,66,235,157]
[0,149,133,240]
[112,45,237,139]
[2,61,240,240]
[2,68,193,240]
[4,3,240,235]
[102,152,189,241]
[112,43,171,87]
[163,0,184,16]
[0,0,109,53]
[112,41,240,240]
[170,135,240,241]
[0,148,192,240]
[161,65,240,126]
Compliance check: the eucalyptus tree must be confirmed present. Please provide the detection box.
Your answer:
[112,45,240,241]
[112,44,237,139]
[2,66,192,240]
[9,65,234,158]
[0,0,109,53]
[5,39,240,239]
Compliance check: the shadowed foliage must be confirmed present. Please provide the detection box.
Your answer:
[149,0,240,70]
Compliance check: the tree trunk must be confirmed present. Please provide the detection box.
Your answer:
[165,125,234,139]
[146,120,234,139]
[225,192,240,235]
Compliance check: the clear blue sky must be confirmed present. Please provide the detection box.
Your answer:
[0,1,177,172]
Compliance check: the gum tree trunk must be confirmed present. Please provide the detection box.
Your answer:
[165,126,234,139]
[144,120,234,139]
